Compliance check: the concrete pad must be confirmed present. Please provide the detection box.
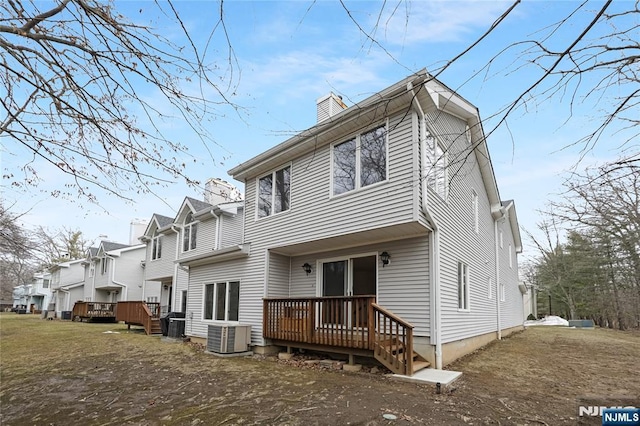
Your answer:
[278,352,294,360]
[205,350,253,358]
[342,364,362,372]
[390,368,462,386]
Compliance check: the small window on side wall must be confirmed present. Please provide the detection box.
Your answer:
[458,261,469,310]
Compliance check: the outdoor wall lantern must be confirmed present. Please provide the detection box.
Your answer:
[302,263,312,276]
[380,251,391,267]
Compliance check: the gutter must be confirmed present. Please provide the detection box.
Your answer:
[409,81,443,370]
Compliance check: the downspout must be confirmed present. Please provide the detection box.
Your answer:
[212,209,221,251]
[171,225,181,312]
[409,81,443,370]
[494,219,502,340]
[493,202,512,339]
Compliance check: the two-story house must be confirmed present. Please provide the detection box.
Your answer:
[134,179,244,334]
[83,241,149,303]
[25,270,52,314]
[174,71,523,375]
[50,258,86,318]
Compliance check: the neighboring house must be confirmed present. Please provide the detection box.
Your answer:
[50,258,86,317]
[175,70,523,375]
[83,240,150,303]
[25,271,52,313]
[12,284,28,310]
[140,178,245,316]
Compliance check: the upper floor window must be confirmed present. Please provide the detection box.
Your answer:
[426,135,448,199]
[151,230,162,260]
[101,257,108,275]
[258,166,290,218]
[89,263,95,278]
[42,279,50,289]
[183,212,197,252]
[333,125,387,196]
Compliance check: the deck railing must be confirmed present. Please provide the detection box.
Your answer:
[72,302,117,320]
[116,301,161,335]
[263,296,418,375]
[263,296,376,350]
[371,302,415,376]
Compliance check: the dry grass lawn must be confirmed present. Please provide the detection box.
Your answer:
[1,313,638,425]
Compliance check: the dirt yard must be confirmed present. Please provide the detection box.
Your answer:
[0,314,638,425]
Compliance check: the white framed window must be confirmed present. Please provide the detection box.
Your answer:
[457,261,470,311]
[89,263,95,278]
[426,135,448,199]
[204,281,240,321]
[509,244,513,268]
[332,124,387,196]
[472,189,479,234]
[257,165,291,218]
[151,230,162,260]
[183,211,197,252]
[101,257,108,275]
[500,282,505,302]
[487,277,493,299]
[43,279,50,289]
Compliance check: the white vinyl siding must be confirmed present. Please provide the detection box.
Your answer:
[185,258,247,339]
[219,210,244,248]
[425,110,504,343]
[145,231,176,282]
[239,111,417,342]
[284,237,430,336]
[472,189,479,234]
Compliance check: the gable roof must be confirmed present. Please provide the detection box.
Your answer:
[142,213,176,238]
[185,196,211,213]
[101,241,130,252]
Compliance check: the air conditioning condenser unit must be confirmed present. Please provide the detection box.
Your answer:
[207,324,251,354]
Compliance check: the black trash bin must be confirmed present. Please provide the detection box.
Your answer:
[160,312,186,336]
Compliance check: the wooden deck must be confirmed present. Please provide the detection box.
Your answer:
[72,302,117,322]
[263,296,430,375]
[116,301,161,335]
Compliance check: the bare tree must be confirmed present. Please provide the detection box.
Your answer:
[0,203,37,302]
[34,226,88,267]
[1,0,239,203]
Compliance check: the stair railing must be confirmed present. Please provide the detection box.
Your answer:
[371,303,415,375]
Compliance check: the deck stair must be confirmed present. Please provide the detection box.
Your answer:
[116,301,162,335]
[372,303,429,376]
[375,338,430,375]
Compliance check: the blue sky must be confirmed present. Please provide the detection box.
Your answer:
[2,1,632,261]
